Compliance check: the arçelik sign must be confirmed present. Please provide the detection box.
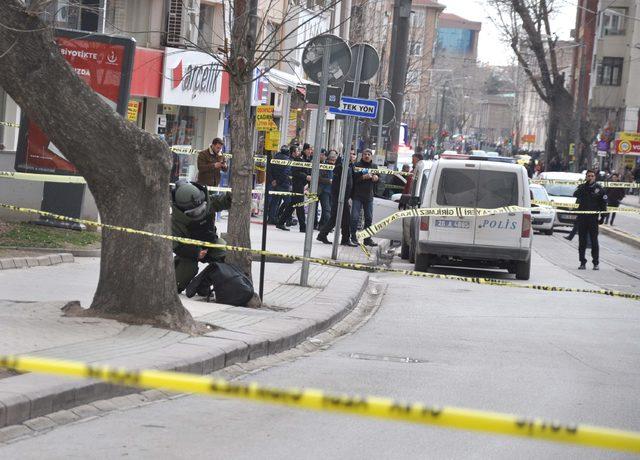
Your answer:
[162,48,223,109]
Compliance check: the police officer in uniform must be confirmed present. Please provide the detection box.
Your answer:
[172,181,232,293]
[573,169,607,270]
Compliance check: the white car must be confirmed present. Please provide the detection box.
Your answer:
[412,158,532,279]
[537,171,583,228]
[529,183,555,235]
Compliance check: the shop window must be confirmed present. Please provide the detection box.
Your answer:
[597,57,623,86]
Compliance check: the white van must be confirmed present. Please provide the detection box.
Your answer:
[537,171,583,228]
[413,158,533,279]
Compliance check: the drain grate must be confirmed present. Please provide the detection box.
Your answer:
[345,352,427,364]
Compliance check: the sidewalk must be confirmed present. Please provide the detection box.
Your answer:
[599,196,640,249]
[0,220,375,429]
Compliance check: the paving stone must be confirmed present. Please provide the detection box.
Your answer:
[60,253,74,263]
[70,404,101,418]
[91,399,118,412]
[0,392,30,427]
[49,254,63,265]
[12,258,27,268]
[140,390,167,402]
[0,259,16,270]
[25,258,39,268]
[0,425,33,443]
[45,410,80,426]
[23,416,56,432]
[36,256,52,266]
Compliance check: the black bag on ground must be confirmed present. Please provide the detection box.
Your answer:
[185,262,254,306]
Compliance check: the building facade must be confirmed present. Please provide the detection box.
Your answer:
[435,12,481,61]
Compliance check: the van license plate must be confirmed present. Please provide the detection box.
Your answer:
[435,219,470,229]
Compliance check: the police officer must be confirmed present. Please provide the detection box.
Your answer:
[172,181,232,293]
[276,145,308,232]
[573,169,607,270]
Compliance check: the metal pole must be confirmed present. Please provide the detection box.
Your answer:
[387,0,412,157]
[438,86,446,149]
[300,41,332,286]
[376,97,385,160]
[331,45,365,260]
[259,151,271,300]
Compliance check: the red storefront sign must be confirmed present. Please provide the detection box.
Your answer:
[614,139,640,156]
[15,30,135,175]
[130,47,163,98]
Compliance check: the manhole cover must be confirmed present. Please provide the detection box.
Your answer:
[344,352,426,364]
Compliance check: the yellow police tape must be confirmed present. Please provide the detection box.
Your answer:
[531,179,640,189]
[1,203,639,302]
[0,355,637,453]
[531,200,640,214]
[356,204,640,245]
[0,121,20,128]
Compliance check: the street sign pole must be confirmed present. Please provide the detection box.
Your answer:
[376,97,385,159]
[331,45,365,260]
[300,42,332,286]
[259,151,271,300]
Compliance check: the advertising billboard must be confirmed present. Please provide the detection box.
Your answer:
[161,47,223,109]
[15,29,135,175]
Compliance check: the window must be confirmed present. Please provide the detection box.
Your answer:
[597,57,623,86]
[197,3,216,48]
[410,41,422,56]
[411,9,425,28]
[600,8,626,36]
[263,22,280,68]
[51,0,103,32]
[436,169,518,208]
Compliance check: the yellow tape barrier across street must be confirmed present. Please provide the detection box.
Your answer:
[1,203,639,301]
[0,121,20,128]
[531,179,640,189]
[0,355,638,453]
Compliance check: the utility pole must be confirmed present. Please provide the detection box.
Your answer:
[387,0,412,162]
[573,41,587,172]
[437,84,447,149]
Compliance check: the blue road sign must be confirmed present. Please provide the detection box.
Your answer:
[329,96,378,119]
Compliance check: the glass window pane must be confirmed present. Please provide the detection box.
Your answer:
[477,171,519,208]
[436,169,477,207]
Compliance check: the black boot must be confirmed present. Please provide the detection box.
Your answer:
[341,238,357,247]
[276,224,290,231]
[317,233,331,244]
[364,237,378,247]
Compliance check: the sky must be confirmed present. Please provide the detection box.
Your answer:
[439,0,578,65]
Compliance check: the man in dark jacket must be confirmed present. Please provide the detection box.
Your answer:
[276,145,308,232]
[602,172,625,225]
[350,149,379,247]
[196,138,228,187]
[171,181,232,293]
[573,169,607,270]
[267,146,292,224]
[317,150,356,246]
[317,149,335,228]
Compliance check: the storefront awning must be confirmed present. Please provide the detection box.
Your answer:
[265,68,314,91]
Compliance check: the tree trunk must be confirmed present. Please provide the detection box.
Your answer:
[225,0,258,276]
[0,1,194,331]
[545,86,573,167]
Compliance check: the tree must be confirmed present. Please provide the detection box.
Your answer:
[489,0,574,163]
[0,0,194,331]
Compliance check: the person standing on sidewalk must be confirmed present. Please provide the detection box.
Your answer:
[276,146,307,232]
[267,146,292,224]
[197,138,228,187]
[316,150,356,246]
[351,149,379,247]
[317,150,335,229]
[603,172,625,225]
[573,169,607,270]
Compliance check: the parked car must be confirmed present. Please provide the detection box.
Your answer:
[537,171,583,228]
[411,158,533,280]
[529,183,555,235]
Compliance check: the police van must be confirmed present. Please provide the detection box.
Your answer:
[410,156,532,280]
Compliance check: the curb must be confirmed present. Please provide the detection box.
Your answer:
[0,247,100,258]
[600,225,640,250]
[0,253,74,271]
[0,268,369,428]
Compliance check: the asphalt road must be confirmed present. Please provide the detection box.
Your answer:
[1,232,639,459]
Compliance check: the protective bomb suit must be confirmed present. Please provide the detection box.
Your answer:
[171,181,232,293]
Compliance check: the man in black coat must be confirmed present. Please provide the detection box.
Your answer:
[573,169,607,270]
[602,172,625,225]
[276,145,308,232]
[316,150,357,246]
[267,146,292,224]
[350,149,379,247]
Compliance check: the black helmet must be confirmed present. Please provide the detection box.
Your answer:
[174,182,207,220]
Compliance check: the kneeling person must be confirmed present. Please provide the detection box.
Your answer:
[172,181,232,293]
